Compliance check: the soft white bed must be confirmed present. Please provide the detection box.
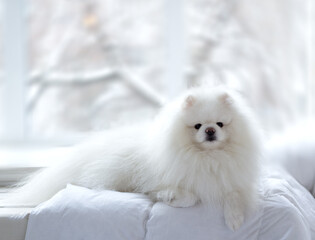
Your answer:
[23,167,315,240]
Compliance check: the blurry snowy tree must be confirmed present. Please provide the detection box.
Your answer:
[5,0,311,139]
[186,0,309,132]
[27,0,166,138]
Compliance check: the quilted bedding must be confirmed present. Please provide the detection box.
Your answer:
[25,168,315,240]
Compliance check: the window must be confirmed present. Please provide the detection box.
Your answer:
[0,0,314,162]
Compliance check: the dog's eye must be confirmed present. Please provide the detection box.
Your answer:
[194,123,202,130]
[216,122,224,128]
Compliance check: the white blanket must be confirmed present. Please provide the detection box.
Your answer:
[25,169,315,240]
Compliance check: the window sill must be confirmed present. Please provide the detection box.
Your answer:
[0,146,71,187]
[0,167,41,187]
[0,204,31,240]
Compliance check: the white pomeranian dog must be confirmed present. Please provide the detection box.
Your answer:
[4,86,261,231]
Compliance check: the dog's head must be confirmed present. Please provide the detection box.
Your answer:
[179,87,248,151]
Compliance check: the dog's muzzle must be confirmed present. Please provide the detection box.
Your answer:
[205,127,216,141]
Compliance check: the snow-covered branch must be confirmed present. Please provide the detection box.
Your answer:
[29,68,117,85]
[28,68,166,112]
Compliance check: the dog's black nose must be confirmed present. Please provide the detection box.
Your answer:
[205,127,216,136]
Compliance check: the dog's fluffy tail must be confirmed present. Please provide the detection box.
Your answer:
[0,145,84,207]
[0,163,77,207]
[0,129,142,207]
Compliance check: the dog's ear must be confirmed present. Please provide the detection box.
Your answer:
[183,95,195,109]
[219,92,233,105]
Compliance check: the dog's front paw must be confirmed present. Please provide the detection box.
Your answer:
[156,189,175,203]
[224,209,244,231]
[169,194,197,208]
[223,191,247,231]
[156,189,197,208]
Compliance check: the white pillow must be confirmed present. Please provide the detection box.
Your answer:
[266,121,315,196]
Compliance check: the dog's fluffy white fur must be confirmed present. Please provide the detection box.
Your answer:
[4,86,261,231]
